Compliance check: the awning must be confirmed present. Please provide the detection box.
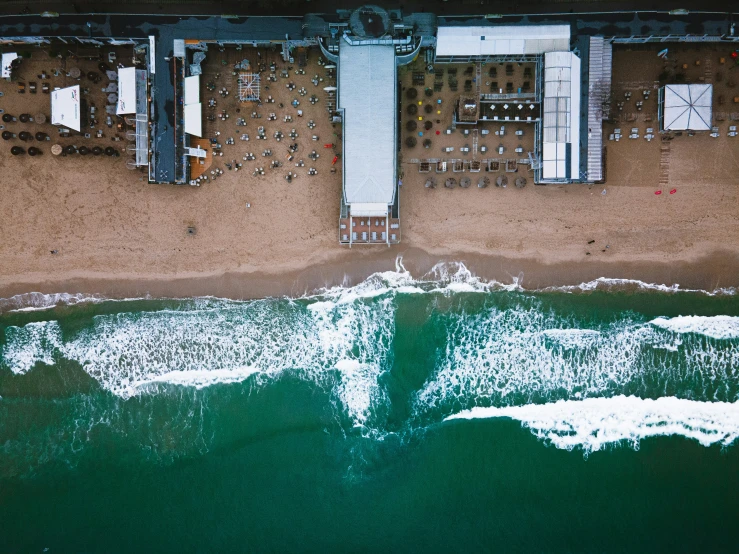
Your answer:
[51,85,81,132]
[350,202,389,217]
[184,75,200,105]
[117,67,137,115]
[184,103,202,137]
[1,52,18,79]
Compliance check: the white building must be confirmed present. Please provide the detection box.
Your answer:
[338,42,398,219]
[435,25,571,62]
[540,51,581,182]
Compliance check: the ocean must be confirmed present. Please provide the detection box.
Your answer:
[2,262,739,552]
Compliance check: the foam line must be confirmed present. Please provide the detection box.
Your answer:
[445,396,739,452]
[650,315,739,340]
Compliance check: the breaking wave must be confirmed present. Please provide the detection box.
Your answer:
[445,396,739,453]
[3,260,739,457]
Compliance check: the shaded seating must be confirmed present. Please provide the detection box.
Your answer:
[17,82,25,93]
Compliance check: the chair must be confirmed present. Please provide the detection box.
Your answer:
[42,83,50,93]
[17,82,25,93]
[29,82,37,93]
[342,234,348,241]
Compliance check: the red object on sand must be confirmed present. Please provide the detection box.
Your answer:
[732,51,739,59]
[669,188,676,194]
[655,190,662,195]
[435,130,440,135]
[324,143,334,148]
[332,156,338,165]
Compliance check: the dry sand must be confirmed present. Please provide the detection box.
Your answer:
[1,44,739,299]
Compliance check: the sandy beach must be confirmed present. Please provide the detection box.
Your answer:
[1,43,739,300]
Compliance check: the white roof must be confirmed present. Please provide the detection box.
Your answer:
[661,84,712,131]
[184,103,202,137]
[51,85,81,132]
[350,203,390,217]
[184,75,200,105]
[541,52,581,181]
[436,25,570,57]
[117,67,137,115]
[2,52,18,79]
[339,43,397,207]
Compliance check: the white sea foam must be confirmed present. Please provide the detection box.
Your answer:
[0,292,113,314]
[134,367,262,390]
[445,396,739,452]
[546,277,736,296]
[650,315,739,340]
[1,285,394,428]
[2,320,62,373]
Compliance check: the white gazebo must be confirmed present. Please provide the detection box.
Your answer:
[1,52,18,79]
[51,85,81,132]
[659,84,713,131]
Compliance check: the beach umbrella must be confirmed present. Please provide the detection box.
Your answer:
[98,62,111,73]
[424,120,433,130]
[35,132,48,141]
[425,177,436,189]
[478,176,490,188]
[2,113,15,123]
[406,120,417,132]
[406,88,418,99]
[87,71,98,81]
[445,177,457,189]
[496,175,508,188]
[69,67,81,79]
[51,144,63,155]
[460,177,471,188]
[406,104,418,116]
[424,104,433,114]
[515,177,527,189]
[18,131,33,141]
[28,147,41,156]
[78,146,90,155]
[105,146,116,156]
[64,145,77,155]
[11,146,25,155]
[35,113,47,124]
[2,131,14,140]
[92,146,103,156]
[423,139,432,148]
[405,136,417,148]
[19,113,32,123]
[107,93,118,104]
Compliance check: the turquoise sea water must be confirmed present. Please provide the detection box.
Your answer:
[2,264,739,552]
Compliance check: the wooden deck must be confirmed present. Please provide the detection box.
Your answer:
[188,138,213,180]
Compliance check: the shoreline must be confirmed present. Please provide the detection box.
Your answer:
[2,247,739,304]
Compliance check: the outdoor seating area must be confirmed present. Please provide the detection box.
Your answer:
[187,45,341,187]
[604,43,739,189]
[0,44,142,167]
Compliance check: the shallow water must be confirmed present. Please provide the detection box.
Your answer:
[2,264,739,551]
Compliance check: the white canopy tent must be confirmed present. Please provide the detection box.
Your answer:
[2,52,18,79]
[51,85,81,132]
[117,67,137,115]
[184,75,200,105]
[184,103,202,137]
[660,84,712,131]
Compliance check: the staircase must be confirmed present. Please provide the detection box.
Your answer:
[659,142,671,188]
